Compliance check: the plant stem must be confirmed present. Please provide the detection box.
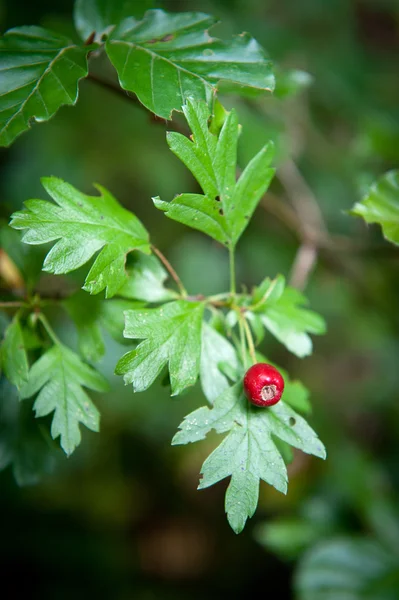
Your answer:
[229,246,236,296]
[238,315,248,369]
[151,244,187,297]
[242,316,257,365]
[37,313,61,345]
[0,301,28,308]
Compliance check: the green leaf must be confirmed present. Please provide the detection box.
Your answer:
[19,343,109,456]
[0,26,89,147]
[65,291,144,359]
[173,383,326,533]
[0,379,56,486]
[116,300,205,395]
[118,253,178,302]
[351,170,399,245]
[1,316,29,389]
[254,518,321,560]
[74,0,153,42]
[106,9,274,120]
[10,177,150,298]
[155,99,275,246]
[274,68,313,99]
[252,276,326,358]
[200,322,238,404]
[295,538,399,600]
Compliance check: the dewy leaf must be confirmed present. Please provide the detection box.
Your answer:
[0,26,89,147]
[74,0,153,42]
[106,9,274,119]
[118,253,178,302]
[155,99,275,246]
[1,315,29,389]
[173,383,326,533]
[10,177,150,298]
[200,322,238,404]
[19,343,109,456]
[295,538,399,600]
[116,300,205,395]
[351,170,399,246]
[252,276,326,358]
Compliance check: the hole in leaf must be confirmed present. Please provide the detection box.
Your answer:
[289,417,296,426]
[219,208,224,215]
[215,195,220,202]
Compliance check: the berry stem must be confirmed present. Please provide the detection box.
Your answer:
[151,244,187,297]
[37,313,61,346]
[229,246,236,296]
[242,315,257,365]
[238,315,248,368]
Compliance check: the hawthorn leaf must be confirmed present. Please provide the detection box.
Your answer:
[65,291,144,360]
[19,343,109,456]
[351,170,399,245]
[0,26,89,147]
[118,253,178,302]
[295,538,399,600]
[1,315,29,389]
[200,322,238,404]
[0,379,55,485]
[116,300,205,395]
[155,99,275,246]
[74,0,153,42]
[105,9,274,119]
[10,177,150,298]
[173,383,326,533]
[252,276,326,357]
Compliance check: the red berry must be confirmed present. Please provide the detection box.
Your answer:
[243,363,285,407]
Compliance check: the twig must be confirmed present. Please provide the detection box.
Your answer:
[151,244,187,297]
[0,301,28,308]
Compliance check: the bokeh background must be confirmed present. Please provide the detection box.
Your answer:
[1,0,399,598]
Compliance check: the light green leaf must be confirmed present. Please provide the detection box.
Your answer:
[74,0,153,42]
[0,26,89,147]
[118,253,177,302]
[253,276,326,358]
[1,316,29,389]
[254,518,321,559]
[274,68,313,99]
[295,538,399,600]
[155,99,275,246]
[173,383,325,533]
[99,298,144,344]
[351,170,399,245]
[106,9,274,119]
[19,343,109,456]
[10,177,150,298]
[200,322,238,404]
[116,300,205,395]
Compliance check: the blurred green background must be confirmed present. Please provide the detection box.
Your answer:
[1,0,399,598]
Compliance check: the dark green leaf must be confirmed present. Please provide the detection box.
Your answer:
[0,27,88,147]
[200,322,238,404]
[19,343,109,455]
[116,300,205,395]
[118,253,177,302]
[0,378,56,486]
[295,538,399,600]
[106,9,274,119]
[252,276,326,358]
[1,315,29,388]
[173,383,325,533]
[74,0,153,42]
[10,177,150,298]
[351,170,399,245]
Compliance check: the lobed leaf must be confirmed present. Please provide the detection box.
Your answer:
[200,322,239,404]
[0,26,88,147]
[351,170,399,246]
[10,177,150,298]
[251,276,326,358]
[106,9,274,119]
[19,343,109,456]
[1,315,29,389]
[116,300,205,395]
[155,98,275,246]
[118,253,178,302]
[173,383,325,533]
[74,0,152,42]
